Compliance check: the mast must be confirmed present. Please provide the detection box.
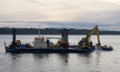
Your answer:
[38,24,41,37]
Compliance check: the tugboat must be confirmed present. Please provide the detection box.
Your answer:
[5,29,94,53]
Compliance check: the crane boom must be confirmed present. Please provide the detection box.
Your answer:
[78,25,113,51]
[85,25,101,45]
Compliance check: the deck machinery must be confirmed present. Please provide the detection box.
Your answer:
[78,25,113,51]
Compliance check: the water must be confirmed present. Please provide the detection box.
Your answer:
[0,35,120,72]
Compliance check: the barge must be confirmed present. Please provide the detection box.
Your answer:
[5,25,113,53]
[5,29,95,53]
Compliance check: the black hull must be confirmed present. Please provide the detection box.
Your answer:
[5,47,95,53]
[101,47,113,51]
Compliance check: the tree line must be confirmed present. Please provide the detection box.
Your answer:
[0,28,120,35]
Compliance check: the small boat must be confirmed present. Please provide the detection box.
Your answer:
[101,46,113,51]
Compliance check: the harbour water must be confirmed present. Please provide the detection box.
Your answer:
[0,35,120,72]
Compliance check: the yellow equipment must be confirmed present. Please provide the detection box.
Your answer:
[16,40,21,45]
[58,40,65,45]
[79,25,101,48]
[50,42,55,48]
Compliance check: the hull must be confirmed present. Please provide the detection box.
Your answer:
[5,47,95,53]
[101,47,113,51]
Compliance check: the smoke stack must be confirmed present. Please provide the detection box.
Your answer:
[12,28,16,43]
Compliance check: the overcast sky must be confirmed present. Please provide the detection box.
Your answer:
[0,0,120,30]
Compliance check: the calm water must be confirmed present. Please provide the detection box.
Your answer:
[0,35,120,72]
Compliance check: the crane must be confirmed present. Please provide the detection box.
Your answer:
[78,25,101,48]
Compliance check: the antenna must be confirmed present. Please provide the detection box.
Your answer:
[38,24,44,37]
[38,24,41,37]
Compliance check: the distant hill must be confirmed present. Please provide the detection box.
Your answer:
[0,28,120,35]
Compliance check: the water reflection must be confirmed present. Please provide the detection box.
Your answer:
[77,53,92,57]
[56,53,69,65]
[33,53,50,60]
[95,50,101,65]
[32,53,70,72]
[8,53,22,72]
[7,53,38,72]
[33,53,69,65]
[2,52,103,72]
[76,53,92,64]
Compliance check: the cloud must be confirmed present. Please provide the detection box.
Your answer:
[70,8,120,24]
[28,0,46,6]
[99,0,120,7]
[0,0,120,31]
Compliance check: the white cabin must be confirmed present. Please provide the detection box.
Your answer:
[33,37,47,48]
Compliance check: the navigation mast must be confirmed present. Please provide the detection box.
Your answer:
[38,24,41,37]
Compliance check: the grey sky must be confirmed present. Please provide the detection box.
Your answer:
[0,0,120,30]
